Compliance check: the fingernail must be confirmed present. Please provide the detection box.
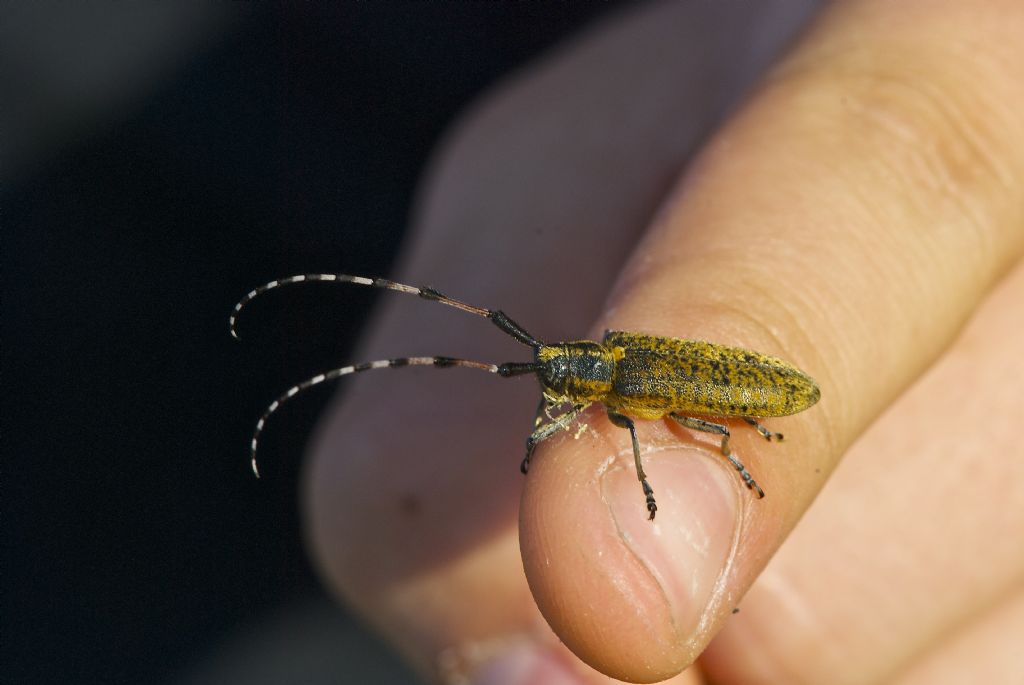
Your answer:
[605,447,740,644]
[471,644,581,685]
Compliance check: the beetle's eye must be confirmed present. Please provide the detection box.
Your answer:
[543,356,569,391]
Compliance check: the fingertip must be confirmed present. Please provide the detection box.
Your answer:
[518,416,746,682]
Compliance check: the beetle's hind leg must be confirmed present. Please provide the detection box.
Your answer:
[743,417,783,442]
[669,414,765,499]
[673,415,733,456]
[607,411,658,520]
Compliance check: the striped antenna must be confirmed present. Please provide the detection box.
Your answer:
[248,356,500,477]
[229,273,539,347]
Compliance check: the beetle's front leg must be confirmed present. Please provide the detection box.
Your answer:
[532,396,548,428]
[521,403,588,474]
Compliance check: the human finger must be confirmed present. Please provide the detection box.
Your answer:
[700,258,1024,684]
[894,589,1024,685]
[305,2,818,683]
[519,0,1024,680]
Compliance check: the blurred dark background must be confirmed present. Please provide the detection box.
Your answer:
[2,4,622,683]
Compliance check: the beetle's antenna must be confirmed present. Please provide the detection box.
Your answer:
[230,274,541,347]
[249,355,501,478]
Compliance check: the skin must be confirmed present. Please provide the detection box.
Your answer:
[304,1,1024,683]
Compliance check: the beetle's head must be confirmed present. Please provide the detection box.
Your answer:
[536,342,614,403]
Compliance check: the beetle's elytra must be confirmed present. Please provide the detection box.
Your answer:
[231,274,820,520]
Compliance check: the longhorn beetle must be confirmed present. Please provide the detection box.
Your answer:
[231,274,820,520]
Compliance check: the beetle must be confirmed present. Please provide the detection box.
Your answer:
[231,274,820,520]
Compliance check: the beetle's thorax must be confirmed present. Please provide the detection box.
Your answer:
[535,341,615,403]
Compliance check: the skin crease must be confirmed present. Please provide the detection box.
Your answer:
[304,1,1024,684]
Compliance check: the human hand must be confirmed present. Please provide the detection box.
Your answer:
[306,1,1024,683]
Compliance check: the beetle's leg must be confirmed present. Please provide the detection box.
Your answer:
[532,397,548,428]
[669,414,765,499]
[672,415,733,455]
[607,411,658,521]
[522,403,588,474]
[743,417,783,442]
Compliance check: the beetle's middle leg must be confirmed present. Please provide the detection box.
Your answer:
[521,403,588,474]
[606,411,658,521]
[669,414,765,499]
